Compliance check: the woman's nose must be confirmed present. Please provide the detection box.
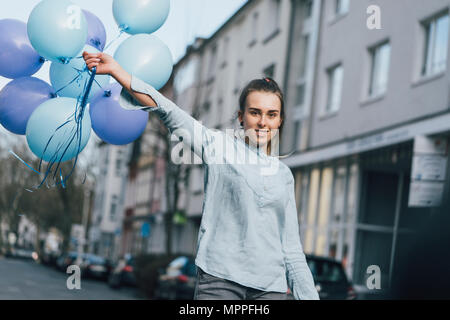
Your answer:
[258,115,267,127]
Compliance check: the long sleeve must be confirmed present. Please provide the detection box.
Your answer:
[118,75,217,163]
[282,174,320,300]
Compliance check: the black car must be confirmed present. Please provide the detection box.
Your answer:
[154,256,197,300]
[40,251,60,267]
[154,254,354,300]
[55,251,78,272]
[5,247,38,261]
[305,254,356,300]
[108,254,137,288]
[81,254,112,281]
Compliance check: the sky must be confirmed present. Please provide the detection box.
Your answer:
[0,0,247,160]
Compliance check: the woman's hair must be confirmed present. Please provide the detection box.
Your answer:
[237,77,285,135]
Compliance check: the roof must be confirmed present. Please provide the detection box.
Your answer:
[174,0,254,67]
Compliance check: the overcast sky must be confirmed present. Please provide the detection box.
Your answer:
[0,0,247,156]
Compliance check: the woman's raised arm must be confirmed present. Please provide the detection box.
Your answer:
[83,51,157,108]
[83,51,218,164]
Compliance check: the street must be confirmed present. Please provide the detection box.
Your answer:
[0,256,145,300]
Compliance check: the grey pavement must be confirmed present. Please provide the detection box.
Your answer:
[0,256,145,300]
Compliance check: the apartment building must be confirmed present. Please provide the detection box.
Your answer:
[89,143,131,261]
[282,0,450,289]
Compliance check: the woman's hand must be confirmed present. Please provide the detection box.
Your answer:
[84,51,157,108]
[82,51,120,76]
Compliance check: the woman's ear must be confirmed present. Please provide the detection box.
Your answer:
[238,110,243,124]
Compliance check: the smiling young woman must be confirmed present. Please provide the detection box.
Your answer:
[83,51,319,300]
[237,77,285,156]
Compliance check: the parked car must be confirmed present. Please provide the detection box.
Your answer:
[41,250,61,267]
[154,256,197,300]
[108,254,137,289]
[81,254,112,281]
[55,251,78,272]
[154,254,354,300]
[5,247,38,261]
[305,254,357,300]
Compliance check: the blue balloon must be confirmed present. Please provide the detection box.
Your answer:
[114,34,173,90]
[50,45,110,102]
[27,0,88,63]
[0,77,55,135]
[113,0,170,35]
[83,10,107,51]
[26,97,91,163]
[0,19,44,79]
[90,83,148,145]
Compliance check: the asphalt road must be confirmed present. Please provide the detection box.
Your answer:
[0,256,145,300]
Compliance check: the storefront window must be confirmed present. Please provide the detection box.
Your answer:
[346,164,358,225]
[354,230,392,288]
[316,167,333,256]
[304,168,320,253]
[359,171,398,227]
[328,227,339,258]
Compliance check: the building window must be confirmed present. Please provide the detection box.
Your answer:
[115,157,122,176]
[203,101,211,112]
[110,195,118,222]
[207,45,217,82]
[304,0,313,19]
[368,41,391,97]
[292,120,302,151]
[422,12,449,76]
[263,63,276,78]
[265,0,281,39]
[296,34,310,108]
[234,61,243,93]
[299,35,310,79]
[295,84,306,107]
[335,0,350,16]
[325,64,344,113]
[250,12,259,45]
[202,101,211,124]
[221,37,229,68]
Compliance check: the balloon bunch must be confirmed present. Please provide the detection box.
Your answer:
[0,0,173,188]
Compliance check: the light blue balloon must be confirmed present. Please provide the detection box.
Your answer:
[113,0,170,35]
[27,0,88,63]
[114,34,173,90]
[50,45,110,102]
[26,97,91,163]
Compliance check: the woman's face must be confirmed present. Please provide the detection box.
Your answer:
[238,91,283,147]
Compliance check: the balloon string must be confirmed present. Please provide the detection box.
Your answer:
[14,66,98,190]
[103,27,126,52]
[86,69,105,91]
[8,150,41,175]
[54,70,83,96]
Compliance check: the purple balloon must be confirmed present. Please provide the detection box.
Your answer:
[0,19,44,79]
[89,83,148,145]
[0,77,55,135]
[83,10,107,52]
